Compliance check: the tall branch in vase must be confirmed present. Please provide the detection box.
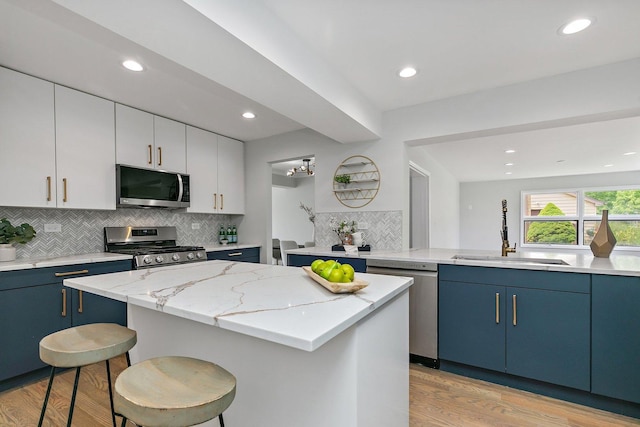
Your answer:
[299,203,316,242]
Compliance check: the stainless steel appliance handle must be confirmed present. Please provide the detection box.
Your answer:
[177,174,184,202]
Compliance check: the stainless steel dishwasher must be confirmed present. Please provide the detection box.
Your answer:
[366,259,438,368]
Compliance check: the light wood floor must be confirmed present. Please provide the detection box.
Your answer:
[1,357,638,426]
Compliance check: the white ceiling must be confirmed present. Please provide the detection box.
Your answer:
[1,0,639,181]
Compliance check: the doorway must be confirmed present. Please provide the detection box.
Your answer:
[409,162,430,249]
[271,157,315,263]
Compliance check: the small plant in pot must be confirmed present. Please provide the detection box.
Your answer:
[0,218,36,262]
[334,174,351,186]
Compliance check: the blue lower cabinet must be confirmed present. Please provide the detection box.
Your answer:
[592,275,640,403]
[506,286,590,391]
[438,265,590,391]
[0,260,130,386]
[207,247,260,263]
[439,280,505,371]
[287,254,367,273]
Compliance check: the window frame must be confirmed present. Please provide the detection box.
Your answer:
[521,186,640,251]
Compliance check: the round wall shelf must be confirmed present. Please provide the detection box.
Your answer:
[333,155,380,208]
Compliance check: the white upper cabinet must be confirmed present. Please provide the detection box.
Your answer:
[0,67,56,208]
[154,116,186,173]
[186,127,244,214]
[186,126,218,214]
[54,85,116,210]
[217,135,245,214]
[115,104,186,173]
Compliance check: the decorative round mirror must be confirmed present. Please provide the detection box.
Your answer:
[333,155,380,208]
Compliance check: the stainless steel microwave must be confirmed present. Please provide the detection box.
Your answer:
[116,164,190,209]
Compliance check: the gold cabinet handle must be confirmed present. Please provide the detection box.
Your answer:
[62,178,68,202]
[148,144,153,165]
[227,252,243,257]
[157,146,162,166]
[512,294,517,326]
[54,269,89,277]
[213,193,217,210]
[46,176,52,201]
[61,288,67,317]
[495,293,500,324]
[220,193,224,210]
[78,290,83,313]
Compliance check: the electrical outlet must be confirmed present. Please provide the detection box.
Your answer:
[44,223,62,233]
[358,221,369,230]
[191,223,201,230]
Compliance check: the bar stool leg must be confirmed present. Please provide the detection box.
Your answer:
[106,360,117,427]
[66,367,82,427]
[37,366,57,427]
[219,413,225,427]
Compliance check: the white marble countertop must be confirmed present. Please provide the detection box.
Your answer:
[63,260,413,351]
[287,247,640,277]
[0,252,133,272]
[0,244,261,272]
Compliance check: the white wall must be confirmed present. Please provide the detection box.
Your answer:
[459,171,640,251]
[272,177,315,245]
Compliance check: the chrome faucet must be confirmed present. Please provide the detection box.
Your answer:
[501,199,516,256]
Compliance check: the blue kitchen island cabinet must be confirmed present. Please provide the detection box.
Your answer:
[439,265,590,391]
[592,274,640,404]
[287,253,367,272]
[0,260,130,389]
[207,246,260,263]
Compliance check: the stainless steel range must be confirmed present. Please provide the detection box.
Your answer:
[104,226,206,269]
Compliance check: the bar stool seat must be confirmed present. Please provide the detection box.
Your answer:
[38,323,137,427]
[114,356,236,427]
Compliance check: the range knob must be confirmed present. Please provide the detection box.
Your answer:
[172,254,181,262]
[143,256,152,265]
[187,252,195,260]
[196,252,204,259]
[155,255,164,263]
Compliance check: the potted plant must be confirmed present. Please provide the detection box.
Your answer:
[0,218,36,262]
[334,174,351,187]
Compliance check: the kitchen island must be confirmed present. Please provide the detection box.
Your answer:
[64,260,413,427]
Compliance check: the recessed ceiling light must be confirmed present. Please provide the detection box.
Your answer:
[504,163,514,166]
[559,18,593,35]
[242,112,256,119]
[623,151,636,156]
[398,67,417,78]
[122,59,144,72]
[505,149,516,154]
[603,164,613,168]
[505,172,513,175]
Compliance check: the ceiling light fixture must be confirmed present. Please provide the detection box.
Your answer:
[505,149,516,154]
[559,18,593,35]
[623,151,636,156]
[604,164,613,168]
[504,162,514,166]
[122,59,144,72]
[287,158,315,177]
[242,111,256,119]
[398,67,417,78]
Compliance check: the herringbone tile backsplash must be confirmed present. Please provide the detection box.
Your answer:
[0,207,403,260]
[0,207,235,259]
[315,211,402,251]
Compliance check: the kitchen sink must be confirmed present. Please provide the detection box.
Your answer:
[452,255,569,265]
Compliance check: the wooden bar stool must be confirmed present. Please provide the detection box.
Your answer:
[38,323,137,427]
[114,356,236,427]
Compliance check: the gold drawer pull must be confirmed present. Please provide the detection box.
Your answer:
[227,252,243,257]
[213,193,217,209]
[512,294,517,326]
[61,288,67,317]
[78,290,83,313]
[54,269,89,277]
[148,144,153,164]
[157,146,162,166]
[495,293,500,324]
